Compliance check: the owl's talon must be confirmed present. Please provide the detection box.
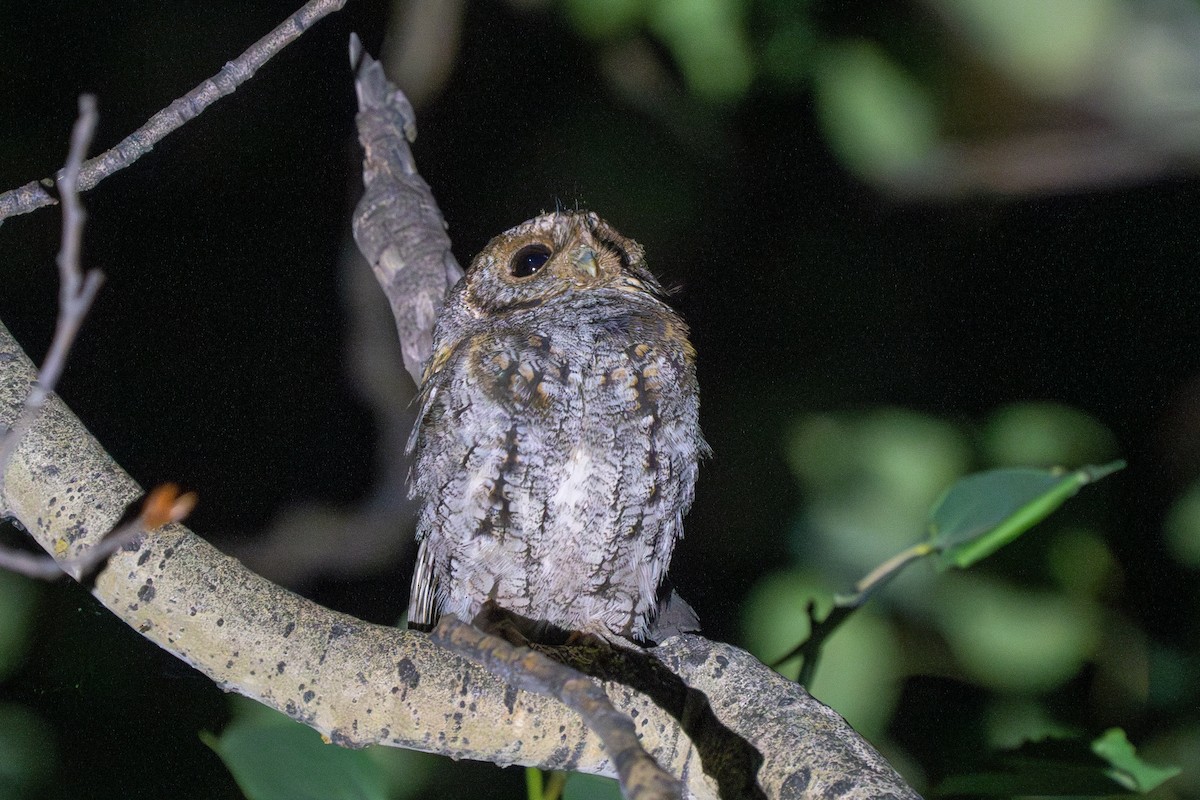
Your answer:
[474,614,532,648]
[472,601,558,647]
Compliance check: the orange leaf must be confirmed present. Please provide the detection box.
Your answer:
[139,483,198,529]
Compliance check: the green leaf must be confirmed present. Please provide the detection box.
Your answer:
[936,733,1177,796]
[203,712,388,800]
[927,461,1124,569]
[564,771,623,800]
[1092,728,1181,792]
[814,41,938,180]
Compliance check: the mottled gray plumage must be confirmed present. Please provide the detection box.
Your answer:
[407,211,706,642]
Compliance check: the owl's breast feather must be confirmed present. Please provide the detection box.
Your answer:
[550,445,593,509]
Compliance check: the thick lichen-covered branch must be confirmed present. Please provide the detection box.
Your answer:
[0,319,916,799]
[0,318,637,773]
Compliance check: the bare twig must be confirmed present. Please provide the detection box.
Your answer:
[432,616,684,800]
[0,100,199,583]
[0,95,105,487]
[0,547,76,580]
[0,0,347,225]
[227,242,420,586]
[0,483,196,581]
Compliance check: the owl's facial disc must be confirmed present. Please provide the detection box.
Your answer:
[463,211,663,314]
[504,240,610,286]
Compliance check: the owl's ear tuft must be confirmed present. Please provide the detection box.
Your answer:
[589,219,644,270]
[509,243,552,278]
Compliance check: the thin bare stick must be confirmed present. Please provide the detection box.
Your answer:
[432,616,684,800]
[0,100,201,583]
[0,94,105,481]
[0,484,196,581]
[0,510,150,581]
[0,547,73,580]
[0,0,347,225]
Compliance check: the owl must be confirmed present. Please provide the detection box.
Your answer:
[406,210,706,643]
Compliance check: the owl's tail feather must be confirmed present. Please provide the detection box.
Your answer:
[646,588,700,644]
[407,538,440,631]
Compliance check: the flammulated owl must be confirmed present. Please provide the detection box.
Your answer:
[407,211,706,642]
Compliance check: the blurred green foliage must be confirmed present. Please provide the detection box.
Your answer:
[983,402,1120,468]
[743,571,902,739]
[742,401,1187,792]
[934,574,1102,692]
[786,409,972,571]
[0,701,56,800]
[763,458,1122,705]
[1165,480,1200,569]
[1093,727,1182,792]
[0,571,50,799]
[0,569,39,683]
[558,0,1200,191]
[938,0,1122,98]
[648,0,754,100]
[562,0,754,99]
[813,42,937,185]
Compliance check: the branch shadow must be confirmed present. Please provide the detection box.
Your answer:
[462,606,767,800]
[562,638,768,800]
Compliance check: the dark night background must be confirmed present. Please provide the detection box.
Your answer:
[1,1,1198,798]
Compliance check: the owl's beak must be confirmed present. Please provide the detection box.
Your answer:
[572,246,600,278]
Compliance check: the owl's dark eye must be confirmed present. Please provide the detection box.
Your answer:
[509,244,552,278]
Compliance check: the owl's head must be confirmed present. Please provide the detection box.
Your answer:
[462,211,665,314]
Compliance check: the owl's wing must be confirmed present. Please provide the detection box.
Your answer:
[407,371,448,630]
[407,536,440,630]
[405,379,438,458]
